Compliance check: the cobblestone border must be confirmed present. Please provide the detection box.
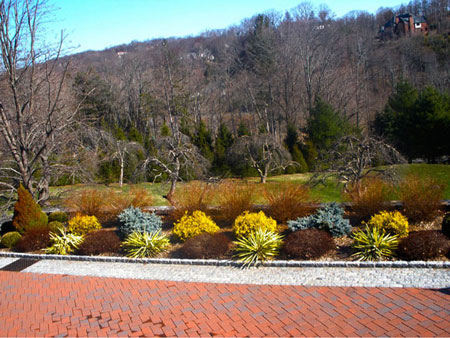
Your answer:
[0,251,449,269]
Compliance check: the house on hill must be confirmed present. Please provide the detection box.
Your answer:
[379,13,428,39]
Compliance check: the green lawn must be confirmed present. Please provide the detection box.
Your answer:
[48,164,450,207]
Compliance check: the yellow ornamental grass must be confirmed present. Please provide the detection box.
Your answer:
[364,211,409,238]
[173,211,219,242]
[233,211,277,238]
[67,214,101,236]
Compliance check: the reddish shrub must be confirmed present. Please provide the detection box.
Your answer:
[14,227,51,252]
[399,175,445,223]
[343,178,393,220]
[397,231,449,261]
[77,230,122,256]
[283,229,335,260]
[180,232,231,259]
[264,183,315,223]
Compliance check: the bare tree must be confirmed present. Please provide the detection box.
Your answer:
[0,0,77,202]
[228,135,292,183]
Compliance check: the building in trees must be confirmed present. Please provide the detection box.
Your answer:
[379,13,429,39]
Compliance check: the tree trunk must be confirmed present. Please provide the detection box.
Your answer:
[119,157,124,188]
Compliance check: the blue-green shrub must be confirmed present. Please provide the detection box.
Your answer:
[287,202,351,237]
[118,207,162,236]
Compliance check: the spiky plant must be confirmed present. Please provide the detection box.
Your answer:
[122,231,170,258]
[352,225,399,261]
[233,228,283,267]
[45,228,84,255]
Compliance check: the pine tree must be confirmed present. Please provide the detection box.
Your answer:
[193,121,214,162]
[212,123,234,174]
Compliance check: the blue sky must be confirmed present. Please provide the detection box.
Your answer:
[47,0,401,53]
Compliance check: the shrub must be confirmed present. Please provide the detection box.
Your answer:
[443,213,450,238]
[215,180,256,221]
[343,178,393,219]
[398,231,450,261]
[77,230,122,256]
[287,203,351,237]
[233,211,277,238]
[181,233,231,259]
[48,221,64,232]
[12,184,48,233]
[117,207,162,236]
[352,225,399,261]
[48,211,69,223]
[122,230,170,258]
[173,211,219,242]
[1,232,22,248]
[365,211,409,238]
[233,228,283,267]
[45,228,84,255]
[64,189,110,221]
[14,228,51,252]
[283,229,335,259]
[399,174,445,223]
[170,181,213,221]
[264,183,314,223]
[67,214,101,236]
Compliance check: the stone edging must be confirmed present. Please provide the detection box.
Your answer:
[0,251,448,269]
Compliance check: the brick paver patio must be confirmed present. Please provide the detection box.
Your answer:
[0,271,449,337]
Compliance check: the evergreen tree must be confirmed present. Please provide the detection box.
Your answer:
[237,121,251,136]
[212,123,234,174]
[160,122,171,137]
[193,120,214,162]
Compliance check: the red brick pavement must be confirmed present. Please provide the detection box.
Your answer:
[0,271,449,337]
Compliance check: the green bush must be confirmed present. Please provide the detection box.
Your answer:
[352,225,399,261]
[48,221,64,232]
[122,231,170,258]
[12,184,48,233]
[1,232,22,248]
[48,211,68,223]
[287,203,351,237]
[118,207,162,236]
[233,228,283,267]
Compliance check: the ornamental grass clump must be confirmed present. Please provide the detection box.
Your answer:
[233,228,283,267]
[173,210,219,242]
[364,211,409,238]
[215,180,256,221]
[122,231,170,258]
[170,181,213,221]
[233,211,277,238]
[118,207,162,236]
[45,228,84,255]
[67,214,101,236]
[287,203,351,237]
[352,225,399,261]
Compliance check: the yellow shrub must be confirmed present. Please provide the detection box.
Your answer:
[233,211,277,238]
[173,211,219,242]
[67,214,101,236]
[365,211,409,238]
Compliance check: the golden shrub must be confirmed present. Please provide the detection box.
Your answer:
[233,211,277,238]
[173,210,219,242]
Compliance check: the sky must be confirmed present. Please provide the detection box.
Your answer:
[46,0,402,53]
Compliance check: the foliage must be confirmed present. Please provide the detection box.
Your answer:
[170,181,213,221]
[111,188,154,214]
[264,183,314,223]
[283,229,335,260]
[118,207,162,236]
[233,211,277,238]
[352,225,399,261]
[173,210,220,242]
[122,230,170,258]
[399,174,445,223]
[48,211,69,223]
[443,213,450,238]
[77,230,122,256]
[193,120,214,162]
[287,203,351,237]
[67,214,101,236]
[180,232,231,259]
[397,231,449,261]
[64,189,111,221]
[364,211,409,238]
[45,228,84,255]
[12,184,48,234]
[48,221,64,232]
[212,123,234,174]
[1,232,22,248]
[14,227,51,252]
[215,180,256,222]
[233,228,283,267]
[343,178,393,220]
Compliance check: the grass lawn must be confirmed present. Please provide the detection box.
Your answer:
[48,164,450,207]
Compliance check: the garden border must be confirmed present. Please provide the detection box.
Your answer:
[0,251,449,269]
